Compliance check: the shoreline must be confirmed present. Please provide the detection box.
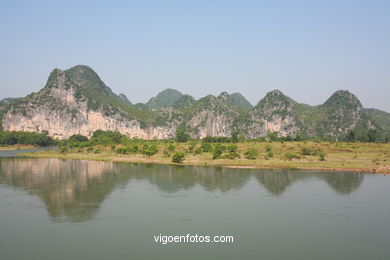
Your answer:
[19,150,390,175]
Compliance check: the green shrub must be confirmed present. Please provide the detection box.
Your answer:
[68,134,88,143]
[319,151,327,161]
[59,146,68,154]
[224,151,240,159]
[167,144,175,153]
[228,144,238,153]
[194,147,202,155]
[201,142,212,152]
[283,153,301,161]
[300,147,324,157]
[188,142,196,152]
[244,148,258,160]
[172,151,186,163]
[202,136,231,143]
[264,144,273,159]
[163,149,170,158]
[142,144,158,157]
[212,144,226,159]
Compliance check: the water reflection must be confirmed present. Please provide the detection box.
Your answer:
[0,158,365,222]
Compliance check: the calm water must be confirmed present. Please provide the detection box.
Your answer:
[0,157,389,260]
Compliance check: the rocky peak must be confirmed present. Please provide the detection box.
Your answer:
[266,89,285,97]
[324,90,362,109]
[44,68,67,89]
[118,93,132,105]
[255,89,295,111]
[217,91,230,101]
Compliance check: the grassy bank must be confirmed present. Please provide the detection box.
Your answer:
[21,141,390,174]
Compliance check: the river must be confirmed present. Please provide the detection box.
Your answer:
[0,157,389,259]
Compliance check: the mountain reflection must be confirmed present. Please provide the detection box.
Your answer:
[0,158,364,222]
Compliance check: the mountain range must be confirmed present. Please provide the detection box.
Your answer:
[1,65,389,140]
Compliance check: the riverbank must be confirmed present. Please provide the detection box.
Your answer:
[20,141,390,174]
[0,145,36,151]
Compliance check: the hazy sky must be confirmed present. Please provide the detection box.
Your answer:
[1,0,389,111]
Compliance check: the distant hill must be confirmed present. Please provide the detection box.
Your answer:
[145,88,183,110]
[364,108,390,133]
[229,92,253,110]
[1,65,389,140]
[118,93,132,105]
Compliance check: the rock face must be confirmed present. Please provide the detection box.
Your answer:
[248,90,299,138]
[2,66,177,139]
[0,65,383,140]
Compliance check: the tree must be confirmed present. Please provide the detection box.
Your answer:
[345,130,356,141]
[267,131,279,142]
[367,129,378,142]
[176,129,190,142]
[212,144,225,159]
[231,131,239,143]
[68,134,88,143]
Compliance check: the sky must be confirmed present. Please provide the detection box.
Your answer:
[0,0,389,111]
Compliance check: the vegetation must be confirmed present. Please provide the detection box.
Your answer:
[175,128,190,142]
[244,148,258,160]
[0,131,55,146]
[172,151,186,163]
[145,88,183,110]
[20,131,390,174]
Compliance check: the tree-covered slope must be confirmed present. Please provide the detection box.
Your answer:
[229,92,253,110]
[145,88,184,110]
[364,108,390,132]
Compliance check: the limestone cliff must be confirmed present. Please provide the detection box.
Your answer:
[2,66,177,139]
[1,65,381,140]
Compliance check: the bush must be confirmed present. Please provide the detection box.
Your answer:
[59,146,68,154]
[212,147,223,159]
[188,142,197,152]
[319,151,326,161]
[172,151,186,163]
[68,134,88,143]
[194,147,202,155]
[202,136,231,143]
[167,144,175,153]
[116,147,128,154]
[142,144,158,157]
[283,153,301,161]
[222,144,240,159]
[224,151,240,159]
[264,144,273,159]
[201,142,212,152]
[300,147,321,156]
[163,149,170,158]
[244,148,258,160]
[212,144,226,159]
